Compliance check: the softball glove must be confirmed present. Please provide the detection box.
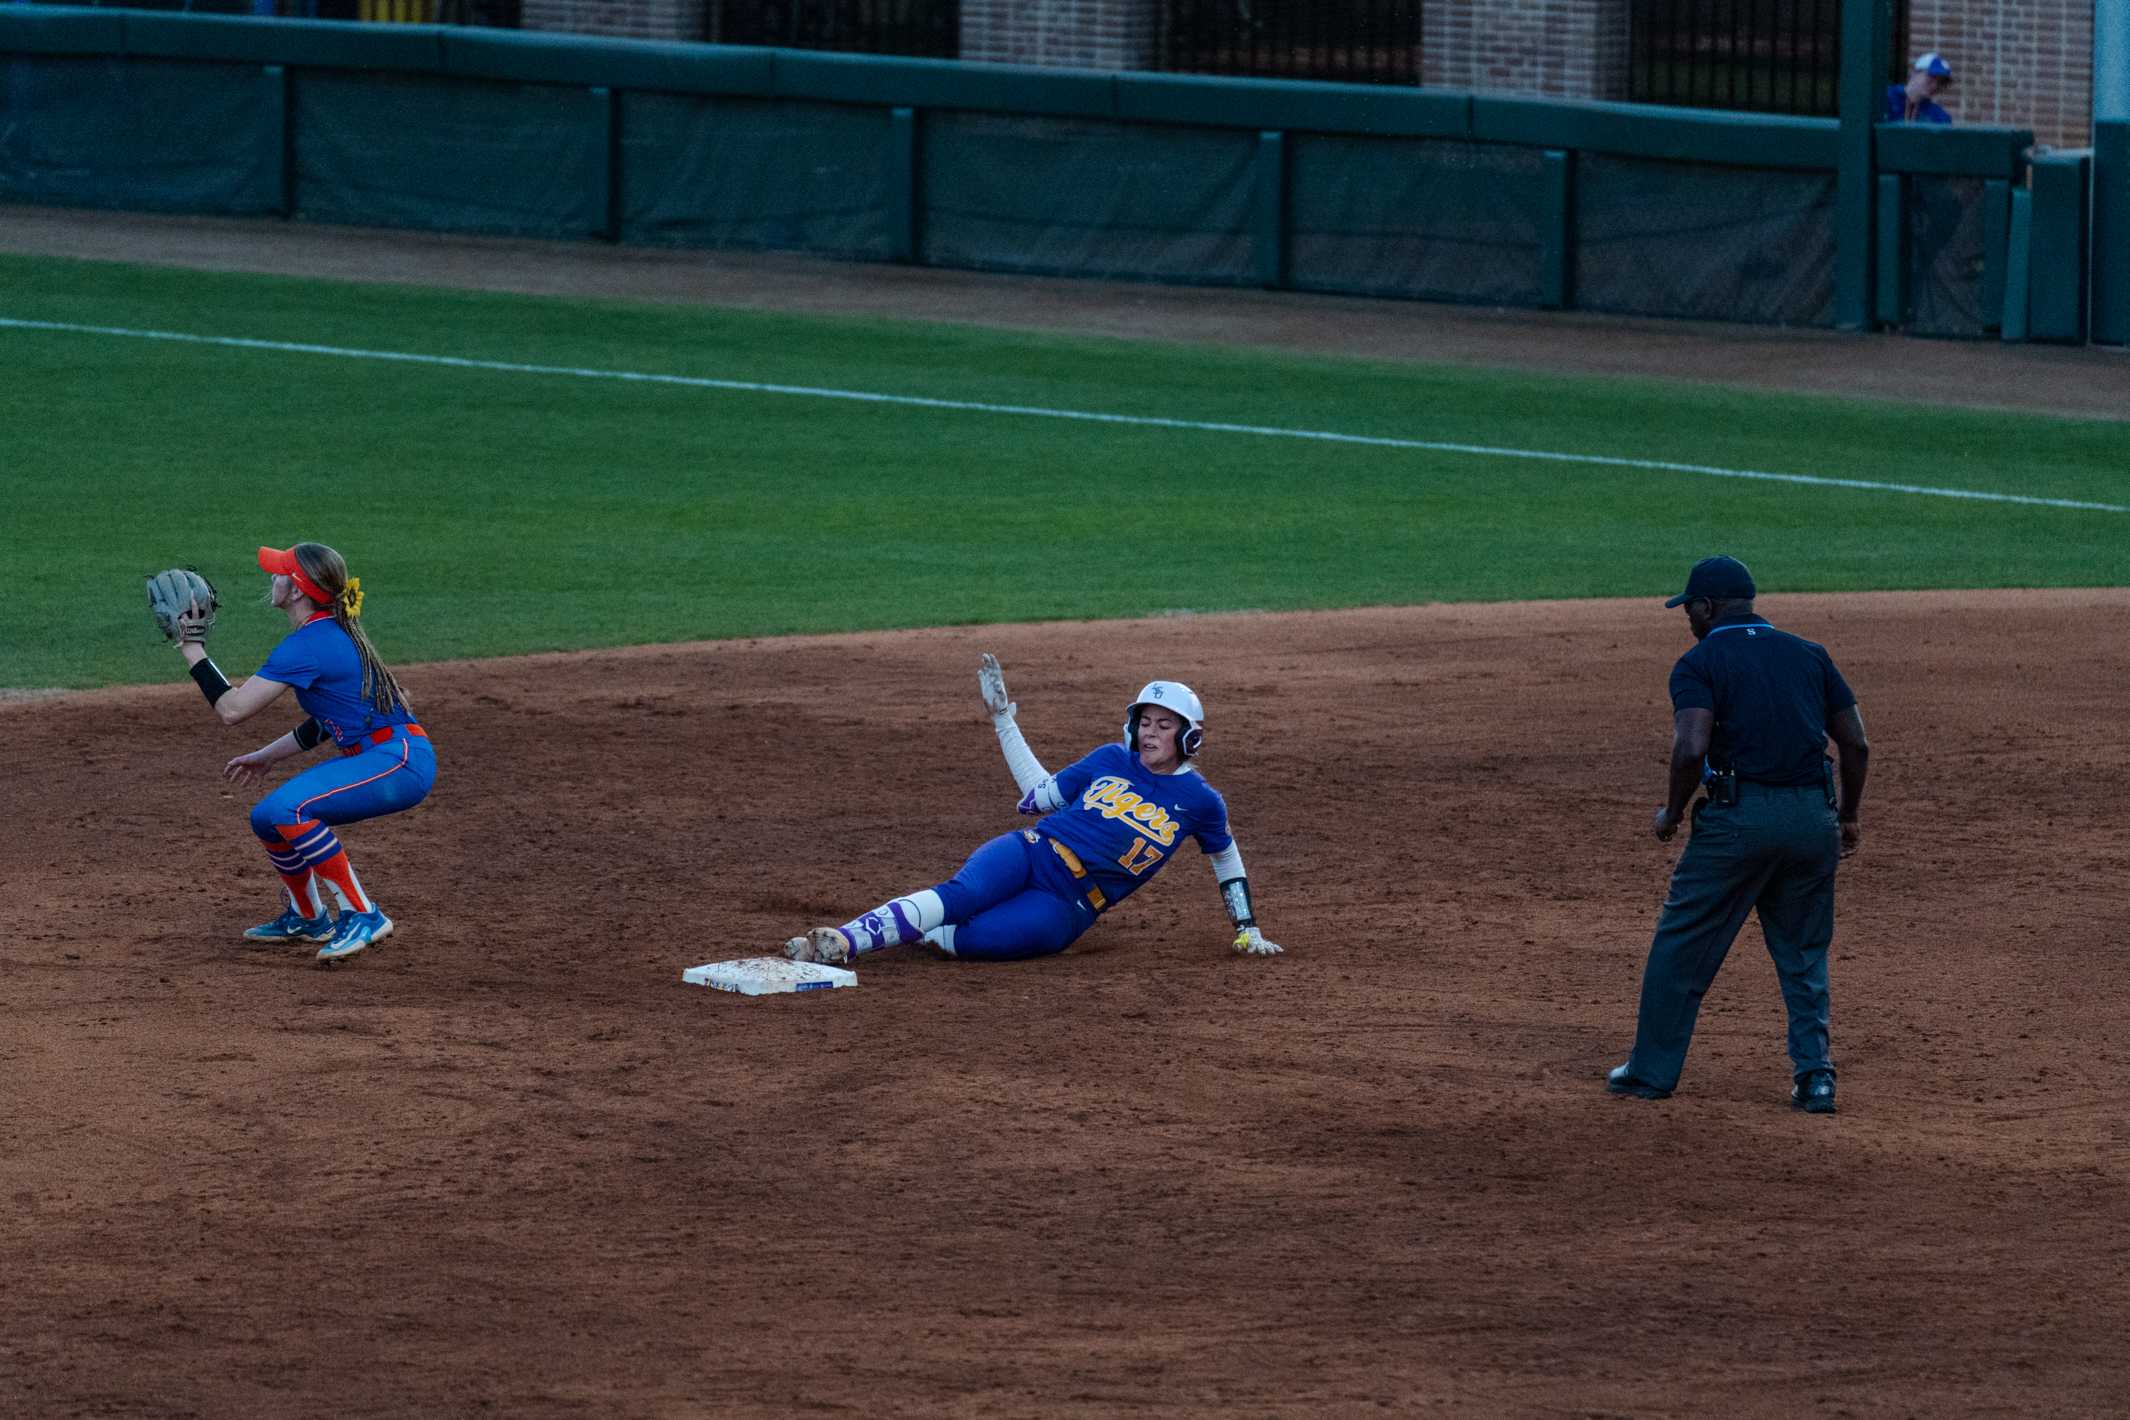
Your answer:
[146,567,219,644]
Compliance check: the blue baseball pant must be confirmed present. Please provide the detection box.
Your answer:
[929,831,1097,962]
[249,732,437,843]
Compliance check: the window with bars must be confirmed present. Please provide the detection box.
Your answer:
[30,0,525,24]
[707,0,959,57]
[1628,0,1910,116]
[1157,0,1423,87]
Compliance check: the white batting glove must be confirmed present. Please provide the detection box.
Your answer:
[1233,926,1283,956]
[979,652,1015,721]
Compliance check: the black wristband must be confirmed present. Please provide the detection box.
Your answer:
[293,717,326,751]
[1219,876,1255,930]
[189,657,232,708]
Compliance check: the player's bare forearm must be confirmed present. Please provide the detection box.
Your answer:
[1652,707,1713,841]
[1666,707,1714,817]
[186,658,289,727]
[1664,741,1703,819]
[255,731,305,763]
[225,729,306,787]
[1829,705,1870,821]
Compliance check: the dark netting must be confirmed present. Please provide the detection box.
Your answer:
[294,72,602,239]
[1288,134,1544,306]
[1575,154,1837,325]
[1904,175,1988,338]
[921,111,1254,284]
[619,95,893,259]
[0,56,277,214]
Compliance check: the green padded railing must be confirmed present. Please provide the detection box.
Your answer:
[0,6,2064,337]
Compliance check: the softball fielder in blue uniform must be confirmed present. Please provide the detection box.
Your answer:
[175,543,436,962]
[786,655,1282,965]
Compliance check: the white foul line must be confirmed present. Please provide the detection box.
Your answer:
[4,315,2122,514]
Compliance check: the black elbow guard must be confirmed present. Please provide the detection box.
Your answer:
[293,718,326,751]
[1219,876,1255,929]
[189,657,232,708]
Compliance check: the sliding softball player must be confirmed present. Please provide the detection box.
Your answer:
[149,543,437,963]
[785,654,1282,964]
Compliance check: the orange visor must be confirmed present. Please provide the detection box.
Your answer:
[258,546,332,607]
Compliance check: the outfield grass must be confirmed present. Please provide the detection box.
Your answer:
[2,252,2125,689]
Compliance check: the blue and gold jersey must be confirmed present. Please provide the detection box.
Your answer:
[1034,744,1233,911]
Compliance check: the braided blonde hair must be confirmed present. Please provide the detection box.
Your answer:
[293,542,412,715]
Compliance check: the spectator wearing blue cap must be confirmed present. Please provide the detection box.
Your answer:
[1886,52,1955,124]
[1607,556,1872,1114]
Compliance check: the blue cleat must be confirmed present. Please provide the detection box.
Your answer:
[317,908,394,962]
[244,908,336,945]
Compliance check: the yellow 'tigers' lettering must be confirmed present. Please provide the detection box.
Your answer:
[1081,776,1180,847]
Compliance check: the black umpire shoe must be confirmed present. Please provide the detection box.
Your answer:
[1792,1071,1837,1114]
[1606,1063,1672,1100]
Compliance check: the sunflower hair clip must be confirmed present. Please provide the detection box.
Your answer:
[342,577,364,618]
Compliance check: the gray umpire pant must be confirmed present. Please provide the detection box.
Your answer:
[1627,782,1842,1091]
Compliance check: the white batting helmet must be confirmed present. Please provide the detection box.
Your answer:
[1123,680,1206,759]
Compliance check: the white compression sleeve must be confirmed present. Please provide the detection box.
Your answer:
[994,713,1052,796]
[1209,840,1254,927]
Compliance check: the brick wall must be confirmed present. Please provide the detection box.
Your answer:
[1423,0,1629,100]
[520,0,705,42]
[513,0,2097,151]
[960,0,1157,69]
[1902,1,2095,149]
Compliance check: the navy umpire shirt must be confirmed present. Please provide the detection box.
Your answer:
[1669,610,1857,787]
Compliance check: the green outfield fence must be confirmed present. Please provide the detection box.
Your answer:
[0,6,2117,342]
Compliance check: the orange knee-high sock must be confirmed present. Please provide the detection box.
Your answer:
[277,821,374,914]
[263,844,326,917]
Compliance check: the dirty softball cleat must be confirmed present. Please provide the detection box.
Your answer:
[1791,1070,1837,1114]
[244,907,337,945]
[317,908,394,962]
[783,928,853,965]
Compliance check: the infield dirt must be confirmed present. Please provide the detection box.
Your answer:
[5,592,2126,1416]
[6,208,2126,1414]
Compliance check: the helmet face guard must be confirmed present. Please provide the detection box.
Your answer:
[1123,679,1205,759]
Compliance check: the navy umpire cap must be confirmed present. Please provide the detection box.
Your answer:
[1664,555,1757,607]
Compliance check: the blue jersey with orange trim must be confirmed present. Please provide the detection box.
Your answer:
[1033,743,1233,910]
[256,615,415,749]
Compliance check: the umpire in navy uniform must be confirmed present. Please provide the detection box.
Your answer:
[1608,556,1870,1113]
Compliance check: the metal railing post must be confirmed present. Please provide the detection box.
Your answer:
[1539,149,1575,309]
[1252,130,1288,290]
[889,106,921,264]
[1873,172,1905,325]
[1835,0,1889,329]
